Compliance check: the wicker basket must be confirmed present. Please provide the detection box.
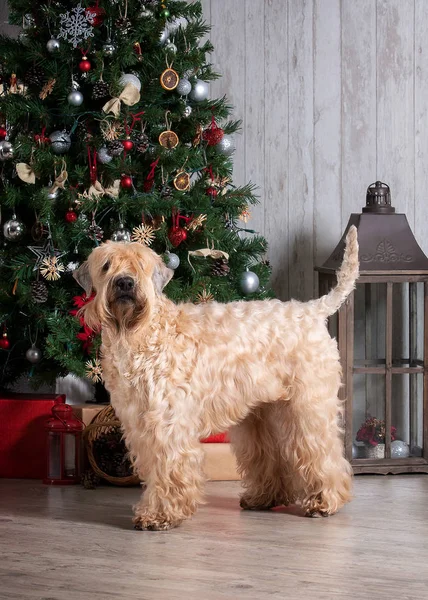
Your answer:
[84,405,140,486]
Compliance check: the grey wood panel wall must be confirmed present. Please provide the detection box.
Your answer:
[203,0,428,301]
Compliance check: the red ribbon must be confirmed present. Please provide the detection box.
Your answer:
[124,111,145,137]
[205,164,215,181]
[87,147,98,184]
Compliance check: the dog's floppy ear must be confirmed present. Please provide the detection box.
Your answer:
[73,262,93,296]
[152,257,173,294]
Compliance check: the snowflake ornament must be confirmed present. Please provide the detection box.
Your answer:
[85,358,103,383]
[40,256,65,281]
[57,3,96,49]
[131,224,156,246]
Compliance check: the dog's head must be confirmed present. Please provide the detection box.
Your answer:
[73,242,173,331]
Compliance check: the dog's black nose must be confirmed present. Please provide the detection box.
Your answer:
[116,276,134,292]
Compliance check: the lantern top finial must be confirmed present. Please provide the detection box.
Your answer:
[363,181,395,214]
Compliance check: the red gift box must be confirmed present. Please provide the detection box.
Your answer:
[201,432,230,443]
[0,393,65,479]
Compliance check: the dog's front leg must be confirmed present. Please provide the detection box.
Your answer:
[132,428,206,531]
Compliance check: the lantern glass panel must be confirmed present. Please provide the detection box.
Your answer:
[354,283,386,368]
[64,434,76,477]
[48,432,61,479]
[391,373,424,458]
[353,374,385,456]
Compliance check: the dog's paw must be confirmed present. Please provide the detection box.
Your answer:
[132,512,181,531]
[305,509,330,518]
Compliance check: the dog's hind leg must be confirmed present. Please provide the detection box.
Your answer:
[230,405,289,510]
[277,374,353,517]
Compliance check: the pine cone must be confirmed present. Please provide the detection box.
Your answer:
[92,81,110,100]
[24,65,45,87]
[107,140,124,157]
[88,224,104,241]
[31,281,48,303]
[160,185,173,201]
[211,257,230,277]
[81,469,100,489]
[135,133,149,153]
[115,16,132,34]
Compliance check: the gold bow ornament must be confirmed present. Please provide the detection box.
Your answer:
[102,83,140,118]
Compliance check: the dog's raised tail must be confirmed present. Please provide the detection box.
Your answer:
[317,225,359,317]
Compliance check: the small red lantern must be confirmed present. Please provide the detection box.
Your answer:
[79,56,91,73]
[44,402,84,485]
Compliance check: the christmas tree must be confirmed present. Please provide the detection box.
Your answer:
[0,0,271,389]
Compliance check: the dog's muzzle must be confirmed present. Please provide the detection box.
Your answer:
[113,276,136,302]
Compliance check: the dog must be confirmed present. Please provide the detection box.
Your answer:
[74,225,359,530]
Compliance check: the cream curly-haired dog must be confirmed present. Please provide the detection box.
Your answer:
[74,226,358,531]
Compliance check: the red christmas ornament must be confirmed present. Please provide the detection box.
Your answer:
[168,226,187,247]
[79,57,91,73]
[120,175,133,189]
[206,186,218,199]
[0,127,7,140]
[202,115,224,146]
[122,139,134,151]
[0,332,10,350]
[85,5,106,27]
[65,209,78,223]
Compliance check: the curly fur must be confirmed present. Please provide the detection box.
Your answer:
[74,226,359,530]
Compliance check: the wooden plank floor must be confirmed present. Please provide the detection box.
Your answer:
[0,477,428,600]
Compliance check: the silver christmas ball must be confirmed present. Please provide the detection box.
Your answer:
[159,28,169,45]
[49,131,71,154]
[44,186,59,200]
[240,270,260,295]
[176,78,192,96]
[119,73,141,92]
[189,79,209,102]
[215,134,235,156]
[140,7,153,18]
[67,90,84,107]
[167,16,188,34]
[26,345,42,364]
[165,252,180,270]
[102,42,116,57]
[183,104,192,118]
[0,141,14,161]
[3,215,25,241]
[46,38,60,53]
[97,147,113,164]
[23,13,35,29]
[18,31,30,44]
[66,261,80,272]
[165,41,177,54]
[111,224,131,243]
[391,440,410,459]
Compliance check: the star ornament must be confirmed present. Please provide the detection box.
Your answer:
[27,239,66,271]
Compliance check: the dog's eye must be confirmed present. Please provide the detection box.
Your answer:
[102,261,110,273]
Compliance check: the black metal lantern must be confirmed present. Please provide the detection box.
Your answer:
[316,182,428,474]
